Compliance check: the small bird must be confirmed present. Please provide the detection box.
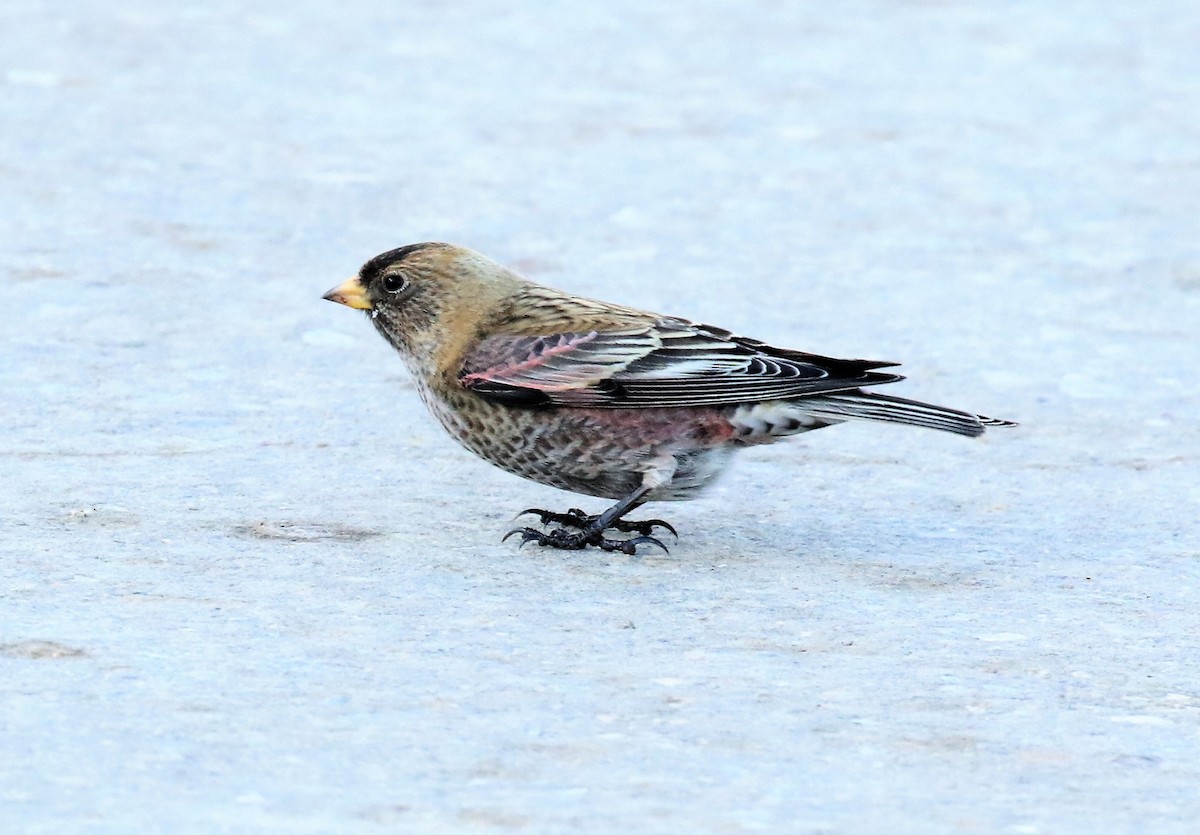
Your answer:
[324,243,1014,554]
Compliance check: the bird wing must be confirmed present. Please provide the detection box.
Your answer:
[459,320,903,408]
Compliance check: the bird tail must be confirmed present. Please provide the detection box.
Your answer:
[793,391,1017,438]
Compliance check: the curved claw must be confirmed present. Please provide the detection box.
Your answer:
[503,526,544,549]
[514,508,552,523]
[642,519,678,538]
[633,535,669,554]
[608,517,678,538]
[600,534,669,555]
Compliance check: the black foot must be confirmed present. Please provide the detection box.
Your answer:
[502,524,669,555]
[516,507,678,538]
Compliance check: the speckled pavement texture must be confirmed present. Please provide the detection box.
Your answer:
[3,1,1199,832]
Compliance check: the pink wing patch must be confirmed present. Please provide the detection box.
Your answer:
[460,330,656,392]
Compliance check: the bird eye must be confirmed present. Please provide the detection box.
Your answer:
[382,273,407,294]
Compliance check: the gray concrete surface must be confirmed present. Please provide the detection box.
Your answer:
[3,1,1199,832]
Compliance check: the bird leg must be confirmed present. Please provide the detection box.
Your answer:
[505,485,674,554]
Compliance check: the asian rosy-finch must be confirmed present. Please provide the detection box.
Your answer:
[324,243,1014,553]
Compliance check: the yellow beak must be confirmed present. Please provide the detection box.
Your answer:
[322,276,372,310]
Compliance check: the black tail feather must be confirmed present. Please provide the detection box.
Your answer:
[797,391,1016,437]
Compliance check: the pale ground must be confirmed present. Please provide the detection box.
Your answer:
[3,1,1199,833]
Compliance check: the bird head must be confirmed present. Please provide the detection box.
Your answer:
[323,243,522,376]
